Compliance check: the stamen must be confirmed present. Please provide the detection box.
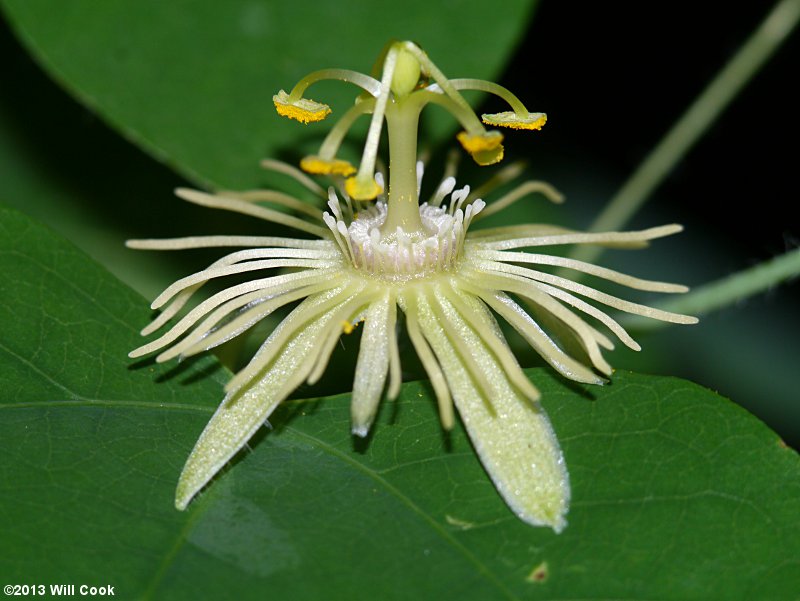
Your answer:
[448,78,547,130]
[313,98,376,167]
[482,111,547,131]
[346,175,383,202]
[285,69,382,100]
[300,156,357,177]
[347,46,399,201]
[411,90,485,136]
[456,130,505,166]
[273,90,331,124]
[403,42,485,134]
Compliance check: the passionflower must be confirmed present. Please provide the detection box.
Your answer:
[130,41,696,532]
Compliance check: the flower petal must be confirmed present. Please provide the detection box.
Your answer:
[351,291,396,436]
[403,303,454,429]
[225,282,364,395]
[175,295,347,510]
[409,286,570,532]
[463,285,606,384]
[442,281,541,403]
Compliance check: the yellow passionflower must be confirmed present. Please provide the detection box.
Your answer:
[130,41,696,532]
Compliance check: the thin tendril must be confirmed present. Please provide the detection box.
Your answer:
[571,0,800,268]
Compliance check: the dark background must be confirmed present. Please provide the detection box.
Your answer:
[510,2,800,445]
[509,2,800,444]
[511,2,798,257]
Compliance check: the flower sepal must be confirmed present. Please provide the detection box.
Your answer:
[401,285,571,531]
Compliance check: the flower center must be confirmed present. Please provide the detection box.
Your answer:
[323,192,485,281]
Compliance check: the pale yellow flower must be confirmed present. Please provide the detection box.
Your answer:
[130,41,696,532]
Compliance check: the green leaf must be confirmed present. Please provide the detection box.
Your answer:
[0,205,225,405]
[0,0,534,190]
[1,205,798,599]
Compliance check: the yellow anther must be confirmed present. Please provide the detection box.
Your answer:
[300,156,357,177]
[342,320,360,334]
[457,130,504,153]
[345,175,383,201]
[471,146,505,166]
[273,90,331,124]
[482,111,547,131]
[457,130,505,166]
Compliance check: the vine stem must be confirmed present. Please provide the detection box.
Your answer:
[623,247,800,330]
[570,0,800,268]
